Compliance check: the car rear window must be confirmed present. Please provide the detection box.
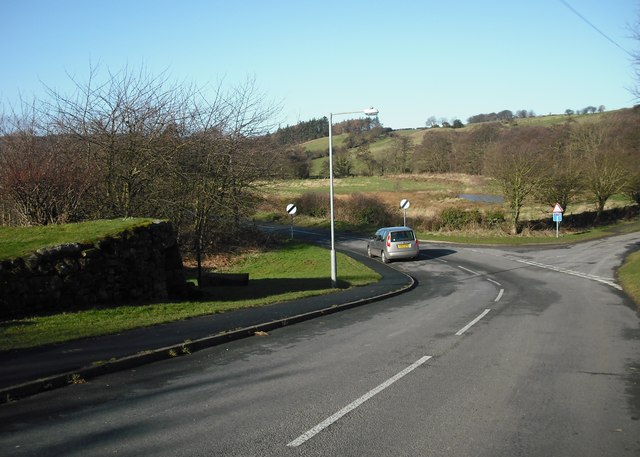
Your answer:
[390,231,415,242]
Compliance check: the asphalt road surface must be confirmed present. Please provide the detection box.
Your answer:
[1,229,639,456]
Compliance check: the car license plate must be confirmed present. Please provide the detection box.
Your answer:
[397,243,410,249]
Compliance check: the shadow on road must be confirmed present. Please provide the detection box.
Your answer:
[422,248,457,260]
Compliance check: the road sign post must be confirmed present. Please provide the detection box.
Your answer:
[400,199,410,226]
[286,203,297,239]
[552,203,563,238]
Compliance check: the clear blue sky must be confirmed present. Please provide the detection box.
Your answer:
[1,0,638,130]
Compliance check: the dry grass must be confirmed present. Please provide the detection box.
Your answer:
[259,174,495,218]
[260,174,493,198]
[256,173,634,233]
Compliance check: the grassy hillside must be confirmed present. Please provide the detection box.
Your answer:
[304,109,622,156]
[301,108,637,180]
[303,128,425,153]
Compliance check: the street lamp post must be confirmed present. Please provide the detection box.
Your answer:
[328,107,379,287]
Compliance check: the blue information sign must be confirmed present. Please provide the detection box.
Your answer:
[553,212,562,222]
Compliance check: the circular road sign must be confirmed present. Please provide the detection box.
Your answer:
[286,203,297,215]
[400,199,411,209]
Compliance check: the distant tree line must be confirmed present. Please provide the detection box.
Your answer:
[467,110,522,124]
[425,116,464,129]
[464,105,606,125]
[564,105,605,116]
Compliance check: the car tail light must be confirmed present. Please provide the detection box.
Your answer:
[416,239,419,247]
[386,233,391,247]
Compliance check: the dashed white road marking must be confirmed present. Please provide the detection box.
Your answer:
[494,289,504,302]
[287,356,432,447]
[486,278,502,287]
[456,309,491,336]
[458,265,478,275]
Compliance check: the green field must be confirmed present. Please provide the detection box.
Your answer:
[262,174,471,196]
[302,129,425,154]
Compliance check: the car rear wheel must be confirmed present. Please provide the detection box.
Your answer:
[381,250,390,264]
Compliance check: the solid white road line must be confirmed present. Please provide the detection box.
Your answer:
[514,258,622,290]
[456,309,491,336]
[287,356,432,448]
[495,289,504,302]
[458,265,478,275]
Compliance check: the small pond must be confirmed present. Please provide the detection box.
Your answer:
[458,193,504,203]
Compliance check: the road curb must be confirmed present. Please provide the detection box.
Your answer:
[1,270,415,404]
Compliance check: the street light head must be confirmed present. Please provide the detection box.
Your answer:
[363,107,379,116]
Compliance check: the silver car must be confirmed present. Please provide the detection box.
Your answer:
[367,226,420,263]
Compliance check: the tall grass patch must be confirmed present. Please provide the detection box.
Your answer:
[413,206,506,232]
[336,193,394,227]
[297,192,329,218]
[619,250,640,310]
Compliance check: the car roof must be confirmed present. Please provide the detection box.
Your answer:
[378,226,414,231]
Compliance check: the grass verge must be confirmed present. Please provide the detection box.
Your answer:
[0,218,157,260]
[619,250,640,311]
[0,241,381,351]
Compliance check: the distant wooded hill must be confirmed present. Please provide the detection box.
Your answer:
[275,107,639,234]
[285,108,636,177]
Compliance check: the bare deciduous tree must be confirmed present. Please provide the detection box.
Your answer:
[414,130,454,173]
[535,125,584,213]
[570,124,628,220]
[387,135,413,174]
[485,128,546,234]
[355,143,379,176]
[151,76,281,263]
[0,102,94,225]
[43,65,193,218]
